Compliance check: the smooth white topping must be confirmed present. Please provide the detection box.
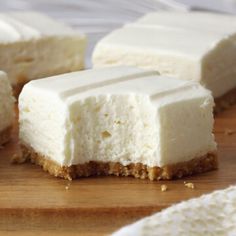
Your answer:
[93,11,236,98]
[0,11,84,43]
[112,185,236,236]
[19,66,216,167]
[0,71,15,131]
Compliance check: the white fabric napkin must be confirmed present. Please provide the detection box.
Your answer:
[113,185,236,236]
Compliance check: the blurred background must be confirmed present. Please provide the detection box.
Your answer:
[1,0,236,67]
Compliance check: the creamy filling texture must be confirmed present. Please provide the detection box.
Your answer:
[93,44,201,83]
[202,36,236,98]
[68,94,159,166]
[0,36,86,86]
[153,94,216,166]
[19,91,67,165]
[20,92,216,167]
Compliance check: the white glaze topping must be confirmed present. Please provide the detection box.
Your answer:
[0,11,83,43]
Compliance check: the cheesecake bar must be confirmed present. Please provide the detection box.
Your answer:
[113,185,236,236]
[0,11,86,96]
[93,11,236,113]
[0,71,15,145]
[19,66,217,180]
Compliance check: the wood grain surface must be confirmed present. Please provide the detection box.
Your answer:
[0,105,235,235]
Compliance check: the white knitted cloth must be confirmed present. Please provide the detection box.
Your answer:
[113,186,236,236]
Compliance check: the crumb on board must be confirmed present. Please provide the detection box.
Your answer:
[161,184,168,192]
[65,182,71,190]
[11,152,25,164]
[224,129,235,135]
[184,181,195,189]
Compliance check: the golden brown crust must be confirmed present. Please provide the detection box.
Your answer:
[214,87,236,114]
[19,144,218,180]
[0,126,12,146]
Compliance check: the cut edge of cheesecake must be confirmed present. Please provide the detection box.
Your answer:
[0,126,12,146]
[19,144,218,181]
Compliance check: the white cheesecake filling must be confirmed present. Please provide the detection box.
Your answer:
[68,94,159,167]
[0,12,86,86]
[0,71,15,132]
[0,37,85,86]
[19,67,216,167]
[93,11,236,98]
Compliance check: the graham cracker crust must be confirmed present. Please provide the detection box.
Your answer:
[0,126,12,146]
[214,87,236,114]
[19,145,218,180]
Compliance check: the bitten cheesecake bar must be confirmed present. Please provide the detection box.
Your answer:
[93,12,236,113]
[0,11,86,96]
[0,71,15,145]
[19,67,217,180]
[113,186,236,236]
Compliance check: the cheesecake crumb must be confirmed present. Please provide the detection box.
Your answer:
[11,152,26,164]
[101,131,112,138]
[67,176,73,181]
[184,182,195,189]
[65,182,71,190]
[161,184,168,192]
[224,129,235,135]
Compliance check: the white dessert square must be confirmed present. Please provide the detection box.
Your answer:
[93,12,236,112]
[19,66,217,180]
[0,71,15,145]
[0,11,86,96]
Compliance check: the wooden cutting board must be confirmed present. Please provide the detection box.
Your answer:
[0,106,236,236]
